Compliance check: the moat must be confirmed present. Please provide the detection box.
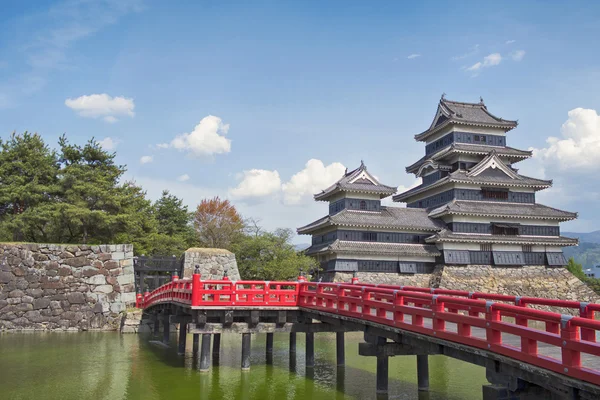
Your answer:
[0,332,487,400]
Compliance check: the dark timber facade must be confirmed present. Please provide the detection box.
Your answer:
[298,96,578,277]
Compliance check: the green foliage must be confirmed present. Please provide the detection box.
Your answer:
[566,257,600,295]
[0,132,199,256]
[231,228,318,281]
[0,132,60,241]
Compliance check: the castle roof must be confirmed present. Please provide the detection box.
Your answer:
[297,207,445,235]
[426,229,578,247]
[305,240,441,257]
[406,143,532,174]
[393,171,552,202]
[415,96,518,142]
[428,200,577,221]
[314,161,397,201]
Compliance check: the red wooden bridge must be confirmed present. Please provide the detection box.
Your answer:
[138,273,600,399]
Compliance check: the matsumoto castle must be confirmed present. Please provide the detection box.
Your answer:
[298,96,577,279]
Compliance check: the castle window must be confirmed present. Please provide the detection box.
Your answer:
[522,245,533,253]
[480,243,492,252]
[361,232,377,242]
[492,223,519,236]
[360,200,367,210]
[474,135,480,142]
[482,189,509,200]
[480,135,486,143]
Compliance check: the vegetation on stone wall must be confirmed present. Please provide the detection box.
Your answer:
[566,257,600,295]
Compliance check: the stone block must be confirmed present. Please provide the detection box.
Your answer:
[67,292,86,304]
[82,266,101,277]
[33,298,51,310]
[15,303,33,312]
[104,260,119,270]
[122,266,134,275]
[117,274,134,286]
[85,275,106,285]
[59,251,74,259]
[112,252,125,261]
[7,298,21,305]
[0,271,14,283]
[98,253,112,261]
[21,296,34,304]
[93,285,114,294]
[9,289,25,298]
[120,292,136,305]
[120,258,133,267]
[26,288,43,298]
[64,256,89,268]
[110,302,125,313]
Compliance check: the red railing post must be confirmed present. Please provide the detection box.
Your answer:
[192,271,202,306]
[560,316,581,371]
[136,293,142,308]
[431,295,445,333]
[393,290,404,324]
[515,297,537,356]
[579,302,596,342]
[485,301,502,348]
[351,271,359,285]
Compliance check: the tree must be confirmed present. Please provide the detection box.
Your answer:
[0,132,60,241]
[566,257,585,279]
[193,197,243,249]
[153,190,194,237]
[56,136,127,243]
[231,228,318,281]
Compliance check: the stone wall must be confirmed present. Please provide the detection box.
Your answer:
[439,265,600,311]
[326,265,599,313]
[0,243,136,331]
[181,248,241,281]
[326,269,441,287]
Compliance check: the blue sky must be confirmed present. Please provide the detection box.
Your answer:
[2,0,600,242]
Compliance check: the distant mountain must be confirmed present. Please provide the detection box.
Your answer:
[294,243,310,252]
[563,230,600,244]
[564,242,600,268]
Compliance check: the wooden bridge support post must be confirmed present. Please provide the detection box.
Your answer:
[199,334,211,372]
[153,314,160,336]
[305,332,315,368]
[376,337,388,396]
[192,334,199,354]
[241,333,251,371]
[266,333,274,364]
[213,333,221,364]
[417,355,429,391]
[289,332,297,353]
[336,332,345,366]
[178,323,187,355]
[162,313,170,344]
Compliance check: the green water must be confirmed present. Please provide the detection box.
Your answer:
[0,332,487,400]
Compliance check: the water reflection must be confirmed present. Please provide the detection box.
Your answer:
[0,332,487,400]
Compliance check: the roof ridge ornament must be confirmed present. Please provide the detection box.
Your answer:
[441,92,446,100]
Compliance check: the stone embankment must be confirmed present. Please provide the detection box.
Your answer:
[0,243,136,331]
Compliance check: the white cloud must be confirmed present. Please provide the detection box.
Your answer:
[282,159,346,205]
[407,54,421,59]
[532,108,600,171]
[160,115,231,157]
[466,53,502,71]
[98,137,120,150]
[140,155,153,164]
[511,50,526,61]
[177,174,190,182]
[65,93,135,122]
[452,44,479,61]
[506,40,516,45]
[230,169,282,199]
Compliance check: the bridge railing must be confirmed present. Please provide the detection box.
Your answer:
[298,282,600,384]
[138,277,600,385]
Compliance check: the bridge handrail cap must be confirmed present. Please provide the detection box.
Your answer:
[580,302,590,312]
[485,300,494,312]
[561,314,574,328]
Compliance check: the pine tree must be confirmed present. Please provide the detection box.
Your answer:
[0,132,60,241]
